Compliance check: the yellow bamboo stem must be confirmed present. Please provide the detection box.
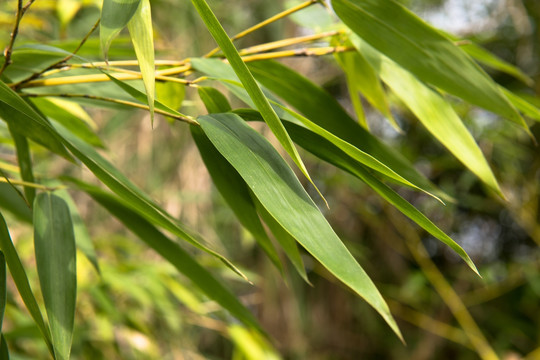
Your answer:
[0,178,64,190]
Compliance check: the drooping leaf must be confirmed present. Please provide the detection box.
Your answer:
[127,0,155,124]
[0,212,54,356]
[199,113,402,340]
[7,127,36,205]
[246,60,450,202]
[54,126,246,280]
[33,193,77,360]
[331,0,525,127]
[281,120,478,274]
[100,0,141,59]
[354,40,503,197]
[0,81,73,161]
[30,97,104,147]
[194,88,282,273]
[189,0,324,204]
[69,179,263,332]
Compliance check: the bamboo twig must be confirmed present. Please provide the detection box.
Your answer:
[0,178,64,191]
[21,93,199,125]
[0,0,36,77]
[204,0,319,58]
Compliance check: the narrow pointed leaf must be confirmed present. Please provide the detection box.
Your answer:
[189,0,324,204]
[8,127,35,205]
[246,60,450,202]
[356,40,503,197]
[0,212,54,356]
[0,252,6,330]
[100,0,141,59]
[34,193,77,360]
[127,0,155,124]
[502,89,540,123]
[331,0,524,126]
[69,180,263,332]
[199,113,402,340]
[54,126,246,280]
[195,88,282,273]
[30,97,103,147]
[283,121,478,274]
[0,81,73,161]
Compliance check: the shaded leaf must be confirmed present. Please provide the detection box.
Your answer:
[7,127,35,205]
[34,193,77,360]
[199,113,402,340]
[0,212,54,356]
[331,0,524,126]
[0,81,73,161]
[0,184,32,223]
[127,0,155,124]
[0,252,5,330]
[69,179,263,332]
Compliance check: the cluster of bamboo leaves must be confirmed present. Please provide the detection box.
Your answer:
[0,0,538,358]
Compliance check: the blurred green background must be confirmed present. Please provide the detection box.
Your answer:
[0,0,538,359]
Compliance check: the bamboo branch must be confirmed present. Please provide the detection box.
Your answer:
[204,0,320,58]
[20,93,199,125]
[0,0,36,77]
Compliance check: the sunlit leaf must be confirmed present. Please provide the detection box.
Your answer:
[34,193,77,360]
[354,39,503,197]
[127,0,155,124]
[199,113,403,340]
[100,0,141,59]
[331,0,524,126]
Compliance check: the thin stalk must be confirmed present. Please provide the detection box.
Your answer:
[21,93,198,125]
[204,0,319,57]
[0,178,64,191]
[239,46,354,62]
[0,0,36,77]
[235,30,343,56]
[389,214,500,360]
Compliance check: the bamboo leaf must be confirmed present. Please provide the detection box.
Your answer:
[281,121,479,274]
[30,97,104,148]
[127,0,155,124]
[245,60,451,202]
[198,86,232,113]
[69,180,263,332]
[34,193,77,360]
[100,0,141,59]
[0,333,8,359]
[0,212,54,356]
[331,0,525,127]
[7,127,35,205]
[354,40,503,197]
[0,81,73,161]
[0,252,6,330]
[502,89,540,123]
[189,0,324,205]
[199,113,403,340]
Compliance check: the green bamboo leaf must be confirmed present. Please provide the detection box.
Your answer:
[355,40,503,197]
[189,0,325,205]
[34,193,77,360]
[30,97,104,148]
[0,252,6,330]
[42,181,100,273]
[0,81,73,161]
[0,212,54,356]
[334,50,400,131]
[7,127,35,205]
[0,333,8,359]
[331,0,525,127]
[127,0,155,124]
[282,121,479,274]
[100,0,141,59]
[199,113,403,341]
[502,89,540,123]
[194,88,282,273]
[69,179,263,332]
[54,126,246,281]
[246,60,451,202]
[0,184,32,223]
